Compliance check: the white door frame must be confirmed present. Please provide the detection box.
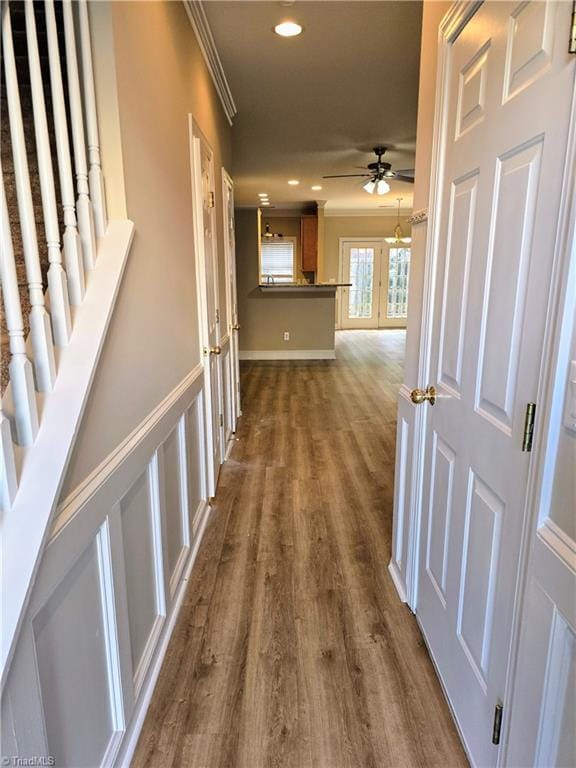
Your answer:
[221,167,241,431]
[188,115,222,497]
[403,0,576,760]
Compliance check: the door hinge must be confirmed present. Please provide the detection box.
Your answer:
[215,308,220,323]
[522,403,536,452]
[208,191,215,208]
[492,702,503,745]
[219,413,223,427]
[570,0,576,53]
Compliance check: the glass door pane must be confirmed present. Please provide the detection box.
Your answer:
[348,247,375,318]
[386,248,411,319]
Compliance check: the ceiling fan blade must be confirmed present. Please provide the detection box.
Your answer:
[322,173,371,179]
[395,168,415,177]
[393,174,415,184]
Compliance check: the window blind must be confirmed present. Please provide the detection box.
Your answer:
[261,239,295,281]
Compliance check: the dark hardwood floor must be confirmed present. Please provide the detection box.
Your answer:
[133,330,468,768]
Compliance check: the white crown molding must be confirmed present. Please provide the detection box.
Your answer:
[324,208,413,218]
[407,208,428,225]
[182,1,237,125]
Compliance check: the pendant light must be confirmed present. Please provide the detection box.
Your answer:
[385,198,412,244]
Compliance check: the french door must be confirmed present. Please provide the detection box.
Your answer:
[340,239,410,329]
[414,3,575,766]
[189,118,223,496]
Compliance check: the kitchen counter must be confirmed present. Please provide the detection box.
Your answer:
[259,282,351,292]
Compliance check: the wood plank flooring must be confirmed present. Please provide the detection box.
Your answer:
[133,330,468,768]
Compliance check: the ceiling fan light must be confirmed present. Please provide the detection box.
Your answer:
[363,179,376,194]
[376,179,390,195]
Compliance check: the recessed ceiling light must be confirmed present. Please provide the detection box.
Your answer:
[261,201,271,206]
[258,193,268,198]
[274,21,303,37]
[288,179,300,186]
[311,185,322,191]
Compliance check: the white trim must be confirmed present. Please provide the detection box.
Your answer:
[116,499,211,768]
[324,208,412,218]
[182,1,236,125]
[407,209,428,225]
[239,349,336,361]
[388,561,408,603]
[1,220,134,686]
[52,363,204,540]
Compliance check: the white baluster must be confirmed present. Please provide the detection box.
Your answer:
[2,2,56,393]
[0,169,39,447]
[25,0,72,349]
[78,0,107,238]
[62,0,96,268]
[0,395,18,512]
[44,0,85,305]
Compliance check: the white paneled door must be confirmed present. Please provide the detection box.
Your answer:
[340,239,410,329]
[189,119,223,496]
[222,169,241,434]
[415,2,575,767]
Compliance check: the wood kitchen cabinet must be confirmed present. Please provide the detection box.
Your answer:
[300,214,318,273]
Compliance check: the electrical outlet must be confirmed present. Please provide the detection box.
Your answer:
[283,331,290,341]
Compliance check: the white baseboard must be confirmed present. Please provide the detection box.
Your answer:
[239,349,336,361]
[388,559,408,603]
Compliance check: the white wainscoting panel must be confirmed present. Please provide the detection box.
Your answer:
[33,537,118,767]
[158,421,189,600]
[120,466,165,695]
[186,395,206,537]
[1,365,213,767]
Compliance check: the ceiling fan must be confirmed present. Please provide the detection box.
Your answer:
[323,146,415,195]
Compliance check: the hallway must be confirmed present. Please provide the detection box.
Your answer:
[133,330,467,767]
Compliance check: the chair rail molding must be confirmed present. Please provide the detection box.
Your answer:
[2,361,211,768]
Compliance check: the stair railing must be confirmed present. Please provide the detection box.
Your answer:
[62,0,97,269]
[0,166,39,446]
[0,0,108,510]
[2,3,56,394]
[25,0,72,348]
[78,0,107,238]
[45,0,86,305]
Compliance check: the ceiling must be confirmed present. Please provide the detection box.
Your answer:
[203,0,422,214]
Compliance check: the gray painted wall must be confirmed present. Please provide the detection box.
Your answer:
[236,209,335,352]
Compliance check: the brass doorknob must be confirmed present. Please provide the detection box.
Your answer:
[232,324,240,331]
[410,386,436,406]
[210,345,222,355]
